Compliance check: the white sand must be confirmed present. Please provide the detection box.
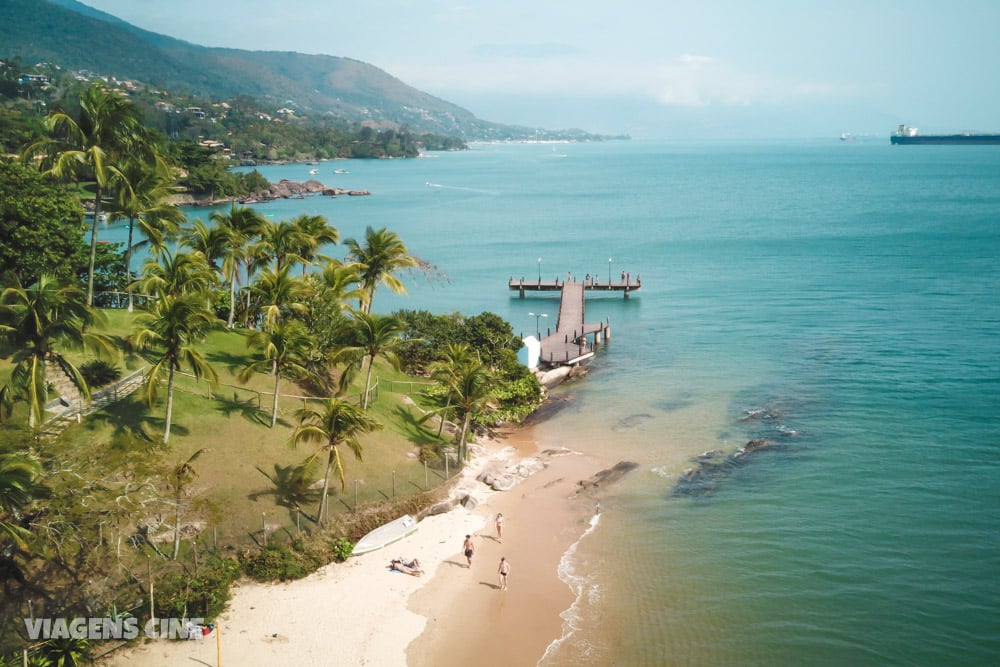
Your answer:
[100,438,553,667]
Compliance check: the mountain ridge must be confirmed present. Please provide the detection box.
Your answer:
[4,0,595,140]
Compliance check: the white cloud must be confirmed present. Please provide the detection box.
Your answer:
[392,48,853,113]
[678,54,714,65]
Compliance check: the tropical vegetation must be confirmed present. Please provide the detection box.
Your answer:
[0,84,544,663]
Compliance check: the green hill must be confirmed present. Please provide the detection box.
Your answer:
[1,0,538,139]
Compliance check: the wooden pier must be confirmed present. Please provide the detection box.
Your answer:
[508,276,641,297]
[509,277,639,367]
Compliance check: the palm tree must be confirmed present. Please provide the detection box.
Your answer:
[291,214,339,275]
[239,318,316,428]
[133,248,216,304]
[318,259,364,308]
[251,265,309,328]
[182,219,229,276]
[0,452,44,549]
[259,219,310,273]
[210,203,267,328]
[444,357,495,464]
[132,293,219,444]
[170,448,208,560]
[38,635,90,667]
[336,311,406,409]
[0,275,115,428]
[291,398,381,525]
[106,158,184,311]
[0,384,13,425]
[181,219,229,312]
[343,226,418,314]
[23,84,155,306]
[297,262,362,388]
[428,343,479,438]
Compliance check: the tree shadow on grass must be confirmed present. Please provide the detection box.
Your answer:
[392,405,446,447]
[205,347,253,374]
[86,396,160,443]
[248,462,320,515]
[212,394,270,426]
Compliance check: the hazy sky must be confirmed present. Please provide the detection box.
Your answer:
[77,0,1000,138]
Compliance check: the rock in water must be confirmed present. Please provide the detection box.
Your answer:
[577,461,640,491]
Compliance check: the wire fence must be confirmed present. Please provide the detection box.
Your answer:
[92,290,156,310]
[168,369,370,410]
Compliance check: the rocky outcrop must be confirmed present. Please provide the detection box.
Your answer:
[322,188,371,197]
[264,179,327,199]
[576,460,639,492]
[476,457,547,491]
[186,179,371,206]
[673,439,787,498]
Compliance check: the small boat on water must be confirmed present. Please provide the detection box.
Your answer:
[352,514,418,556]
[334,168,349,174]
[309,169,319,175]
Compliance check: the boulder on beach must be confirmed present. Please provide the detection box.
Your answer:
[475,455,547,492]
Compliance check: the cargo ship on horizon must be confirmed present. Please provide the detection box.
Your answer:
[891,125,1000,145]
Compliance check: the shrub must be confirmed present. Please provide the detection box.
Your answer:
[188,556,242,620]
[241,544,314,582]
[329,537,353,562]
[79,359,122,388]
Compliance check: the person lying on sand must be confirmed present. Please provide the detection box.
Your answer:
[389,558,423,576]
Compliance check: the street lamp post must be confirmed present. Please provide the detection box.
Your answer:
[608,258,612,285]
[528,312,548,339]
[537,257,542,283]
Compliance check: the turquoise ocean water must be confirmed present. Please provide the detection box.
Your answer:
[106,139,999,665]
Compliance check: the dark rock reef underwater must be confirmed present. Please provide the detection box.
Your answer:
[672,404,803,498]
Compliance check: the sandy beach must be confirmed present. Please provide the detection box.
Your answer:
[101,426,606,667]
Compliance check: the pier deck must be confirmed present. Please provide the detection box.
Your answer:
[508,277,641,295]
[509,278,637,367]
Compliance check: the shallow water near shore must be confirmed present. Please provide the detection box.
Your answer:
[111,139,999,665]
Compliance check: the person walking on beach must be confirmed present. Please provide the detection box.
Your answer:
[495,513,504,543]
[463,534,475,568]
[498,557,510,591]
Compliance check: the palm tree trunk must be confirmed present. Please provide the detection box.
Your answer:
[27,354,44,430]
[362,357,375,410]
[228,274,237,328]
[126,215,136,312]
[86,187,103,306]
[270,360,280,428]
[458,412,472,465]
[318,449,335,526]
[437,397,452,437]
[243,259,253,325]
[164,365,175,443]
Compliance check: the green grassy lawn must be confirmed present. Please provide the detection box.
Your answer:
[2,309,453,550]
